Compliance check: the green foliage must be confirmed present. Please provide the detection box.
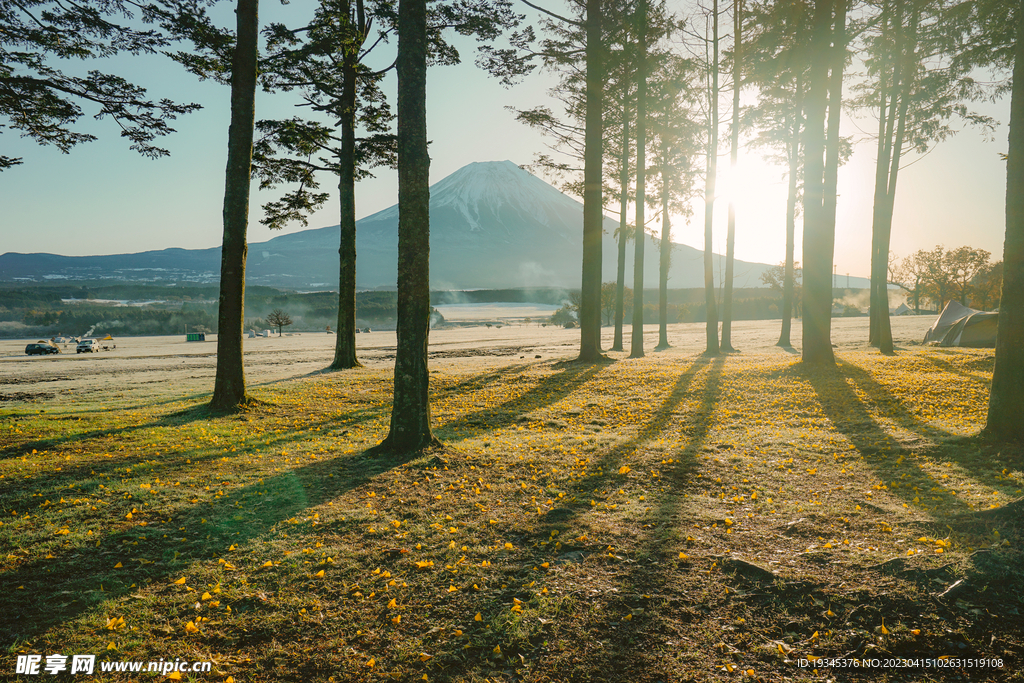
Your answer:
[0,0,201,170]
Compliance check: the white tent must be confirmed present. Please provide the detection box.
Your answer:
[923,300,998,347]
[892,302,914,316]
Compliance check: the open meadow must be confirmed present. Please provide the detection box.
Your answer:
[2,316,1023,682]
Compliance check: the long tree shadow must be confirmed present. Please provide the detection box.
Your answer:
[800,361,978,519]
[0,397,391,467]
[440,362,534,394]
[440,357,723,681]
[0,404,227,461]
[524,356,723,554]
[833,357,1022,497]
[434,362,608,443]
[919,351,995,382]
[0,445,419,643]
[516,356,723,681]
[836,358,961,443]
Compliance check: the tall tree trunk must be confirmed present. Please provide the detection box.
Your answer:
[630,0,647,359]
[578,0,605,362]
[721,0,742,353]
[985,0,1024,440]
[703,0,721,356]
[870,0,917,355]
[869,1,894,348]
[822,0,846,302]
[379,0,438,452]
[210,0,259,412]
[656,141,671,350]
[778,80,801,348]
[801,0,836,365]
[613,92,630,352]
[332,13,363,370]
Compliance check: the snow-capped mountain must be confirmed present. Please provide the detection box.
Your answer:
[0,160,785,290]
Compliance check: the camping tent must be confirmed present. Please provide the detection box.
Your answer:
[892,302,914,316]
[923,300,998,347]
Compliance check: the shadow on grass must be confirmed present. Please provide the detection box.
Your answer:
[431,356,723,682]
[522,356,723,553]
[0,397,395,512]
[0,444,422,643]
[833,357,1024,503]
[836,358,966,443]
[435,362,608,443]
[0,403,222,461]
[517,356,724,681]
[919,351,995,382]
[800,360,983,520]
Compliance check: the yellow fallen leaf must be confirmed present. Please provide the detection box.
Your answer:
[262,560,274,568]
[167,672,182,680]
[475,613,483,622]
[492,645,501,655]
[504,542,514,550]
[618,466,631,475]
[419,653,432,662]
[201,592,212,601]
[173,577,187,585]
[366,658,375,668]
[184,621,199,634]
[315,570,325,578]
[107,642,117,651]
[113,562,122,569]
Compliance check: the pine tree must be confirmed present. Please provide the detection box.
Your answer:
[981,0,1024,440]
[210,0,259,411]
[379,0,520,451]
[719,0,742,353]
[801,0,847,366]
[743,0,811,349]
[629,0,649,358]
[0,0,200,171]
[702,0,722,356]
[856,0,993,354]
[255,0,397,370]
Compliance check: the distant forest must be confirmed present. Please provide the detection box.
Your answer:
[0,283,802,338]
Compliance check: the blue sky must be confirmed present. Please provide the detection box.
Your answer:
[0,1,1012,282]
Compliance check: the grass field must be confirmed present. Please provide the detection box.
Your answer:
[2,329,1023,681]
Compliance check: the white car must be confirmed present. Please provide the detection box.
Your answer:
[77,339,100,353]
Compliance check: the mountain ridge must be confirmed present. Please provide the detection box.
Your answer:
[1,161,855,289]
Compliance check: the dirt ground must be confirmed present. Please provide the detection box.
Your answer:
[0,316,937,408]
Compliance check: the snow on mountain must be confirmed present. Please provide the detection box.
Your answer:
[0,160,785,290]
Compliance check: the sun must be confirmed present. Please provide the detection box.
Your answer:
[670,153,794,268]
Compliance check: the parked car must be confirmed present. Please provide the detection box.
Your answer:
[25,341,60,355]
[77,339,100,353]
